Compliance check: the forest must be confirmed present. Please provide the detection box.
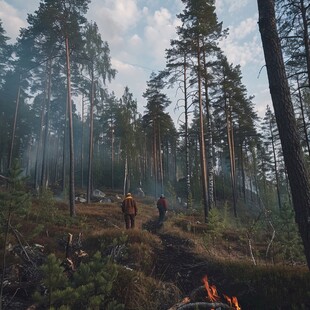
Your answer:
[0,0,310,309]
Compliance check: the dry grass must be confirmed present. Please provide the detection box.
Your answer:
[2,193,310,310]
[113,267,182,310]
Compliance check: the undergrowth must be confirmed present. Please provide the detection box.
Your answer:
[0,190,309,310]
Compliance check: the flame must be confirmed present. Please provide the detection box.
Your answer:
[202,275,220,302]
[223,294,232,306]
[223,292,241,310]
[202,275,241,310]
[232,296,241,310]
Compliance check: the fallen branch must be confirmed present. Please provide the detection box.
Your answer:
[265,214,276,260]
[0,174,8,181]
[10,224,36,266]
[3,287,20,309]
[248,237,256,266]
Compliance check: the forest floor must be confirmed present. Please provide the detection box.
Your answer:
[1,191,310,309]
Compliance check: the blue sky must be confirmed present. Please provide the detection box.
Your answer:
[0,0,270,125]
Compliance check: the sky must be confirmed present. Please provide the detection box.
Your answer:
[0,0,271,127]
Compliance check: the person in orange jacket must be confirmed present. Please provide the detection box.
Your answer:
[121,193,138,229]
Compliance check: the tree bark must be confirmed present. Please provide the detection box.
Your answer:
[87,71,95,203]
[197,38,209,222]
[41,58,52,190]
[300,0,310,88]
[202,49,215,210]
[257,0,310,269]
[184,59,192,208]
[296,76,310,156]
[8,79,21,170]
[269,116,282,209]
[34,62,50,191]
[153,118,158,198]
[81,94,85,188]
[225,102,237,217]
[65,35,76,217]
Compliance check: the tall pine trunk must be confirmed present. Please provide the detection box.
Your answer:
[296,76,310,156]
[269,117,282,209]
[35,67,48,191]
[183,59,192,208]
[203,49,215,210]
[8,78,21,170]
[300,0,310,88]
[87,71,95,203]
[158,126,164,194]
[153,118,158,198]
[65,36,76,217]
[81,95,85,188]
[225,101,237,217]
[257,0,310,270]
[197,38,209,222]
[41,58,52,190]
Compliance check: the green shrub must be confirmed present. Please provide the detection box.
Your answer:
[33,252,124,309]
[203,207,224,247]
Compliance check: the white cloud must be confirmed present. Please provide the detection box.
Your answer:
[111,58,145,79]
[216,0,248,15]
[227,0,249,13]
[142,6,149,15]
[220,35,263,67]
[0,1,27,41]
[129,34,142,48]
[110,58,149,111]
[216,10,270,117]
[215,0,224,14]
[144,7,180,65]
[219,15,263,67]
[88,0,140,42]
[250,83,271,119]
[230,17,257,40]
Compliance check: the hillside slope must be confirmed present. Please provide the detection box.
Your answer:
[1,194,310,309]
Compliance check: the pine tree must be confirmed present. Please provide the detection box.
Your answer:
[143,71,174,197]
[80,21,116,203]
[261,106,284,210]
[274,203,305,264]
[33,252,124,309]
[176,0,227,221]
[0,160,31,310]
[258,0,310,270]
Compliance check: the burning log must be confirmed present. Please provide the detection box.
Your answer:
[168,274,241,310]
[169,301,234,309]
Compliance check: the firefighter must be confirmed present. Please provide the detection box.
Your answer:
[121,193,138,229]
[157,194,168,227]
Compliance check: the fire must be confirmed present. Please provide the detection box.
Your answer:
[203,275,241,310]
[232,296,241,310]
[223,294,241,309]
[202,275,220,302]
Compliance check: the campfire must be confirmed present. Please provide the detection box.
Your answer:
[169,274,241,310]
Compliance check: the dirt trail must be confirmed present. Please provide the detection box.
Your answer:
[143,219,209,297]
